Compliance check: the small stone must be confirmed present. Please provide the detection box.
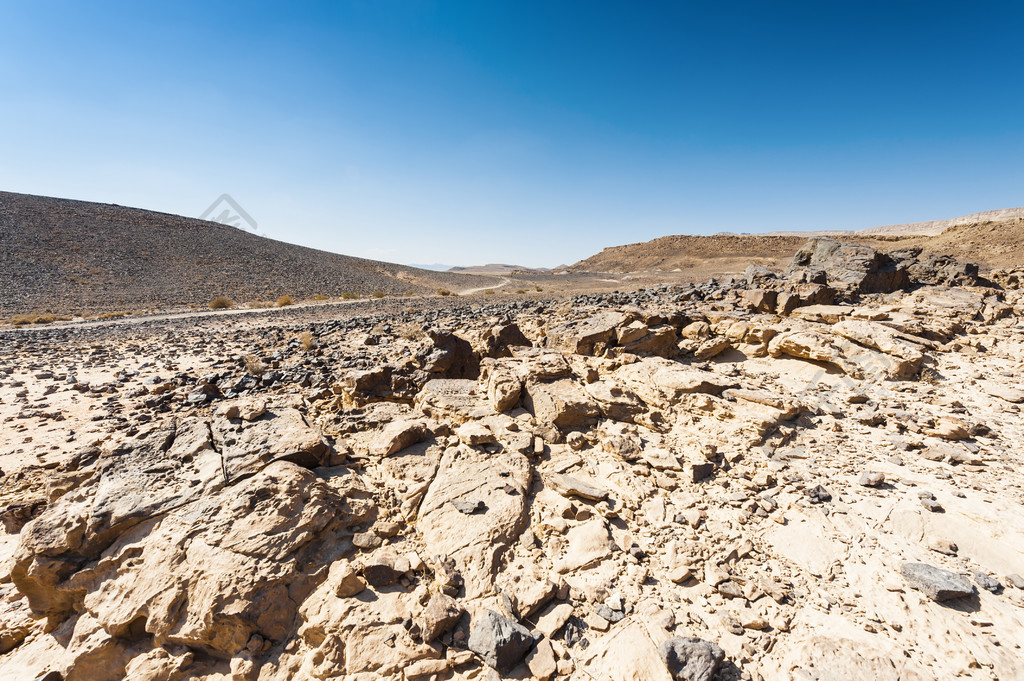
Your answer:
[352,531,383,549]
[361,559,400,587]
[901,562,976,602]
[328,561,366,597]
[594,604,625,623]
[452,499,486,514]
[928,539,958,555]
[1006,573,1024,590]
[668,567,693,584]
[858,471,885,487]
[921,498,944,513]
[468,610,537,672]
[420,592,464,643]
[807,485,832,503]
[972,570,1002,594]
[658,636,725,681]
[691,462,715,482]
[525,637,558,681]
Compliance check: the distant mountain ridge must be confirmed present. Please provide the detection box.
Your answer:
[570,207,1024,275]
[765,206,1024,237]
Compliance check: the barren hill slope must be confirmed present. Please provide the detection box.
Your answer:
[0,191,495,316]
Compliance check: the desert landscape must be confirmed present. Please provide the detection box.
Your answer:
[3,197,1024,681]
[4,3,1024,679]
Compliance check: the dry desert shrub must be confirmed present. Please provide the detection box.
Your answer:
[313,294,329,301]
[248,300,272,309]
[436,289,453,296]
[243,354,266,376]
[397,322,425,341]
[298,331,315,351]
[341,292,358,300]
[276,295,295,307]
[209,296,235,309]
[9,312,70,326]
[483,289,496,295]
[371,291,385,298]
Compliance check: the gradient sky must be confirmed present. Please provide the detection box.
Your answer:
[2,1,1022,267]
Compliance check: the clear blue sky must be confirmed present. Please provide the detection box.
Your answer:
[2,1,1022,267]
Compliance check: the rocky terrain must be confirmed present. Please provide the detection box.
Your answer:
[570,213,1024,277]
[2,237,1024,680]
[0,192,498,318]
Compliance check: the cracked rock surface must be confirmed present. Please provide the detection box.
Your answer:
[2,241,1024,680]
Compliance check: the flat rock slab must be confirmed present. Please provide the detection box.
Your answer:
[901,562,976,601]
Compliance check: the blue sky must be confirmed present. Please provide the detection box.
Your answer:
[1,1,1022,267]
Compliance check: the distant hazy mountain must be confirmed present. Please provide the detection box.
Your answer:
[407,263,453,271]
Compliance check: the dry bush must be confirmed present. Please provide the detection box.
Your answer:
[10,312,70,326]
[341,292,358,300]
[483,289,496,295]
[313,294,329,301]
[95,311,128,320]
[209,296,235,310]
[276,295,295,307]
[243,354,266,376]
[436,289,453,296]
[248,300,272,309]
[535,286,544,292]
[398,322,425,341]
[298,331,315,351]
[516,289,527,294]
[371,291,385,299]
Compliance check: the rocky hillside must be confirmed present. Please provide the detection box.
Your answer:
[1,239,1023,680]
[571,213,1024,276]
[0,191,495,317]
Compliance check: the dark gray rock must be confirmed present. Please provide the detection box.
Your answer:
[658,636,725,681]
[901,562,976,601]
[972,570,1002,594]
[468,609,537,672]
[788,238,910,293]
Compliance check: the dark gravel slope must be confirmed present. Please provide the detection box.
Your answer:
[0,191,494,316]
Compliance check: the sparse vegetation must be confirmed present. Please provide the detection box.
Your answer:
[276,295,295,307]
[371,291,385,298]
[341,292,358,300]
[313,294,329,301]
[243,354,266,376]
[535,286,543,291]
[95,311,129,320]
[516,289,527,294]
[298,331,315,351]
[436,289,453,296]
[483,289,496,295]
[9,312,70,326]
[248,300,272,309]
[398,322,425,341]
[209,296,235,310]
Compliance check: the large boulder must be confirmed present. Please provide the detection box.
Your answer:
[523,378,601,428]
[547,310,631,355]
[788,238,910,294]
